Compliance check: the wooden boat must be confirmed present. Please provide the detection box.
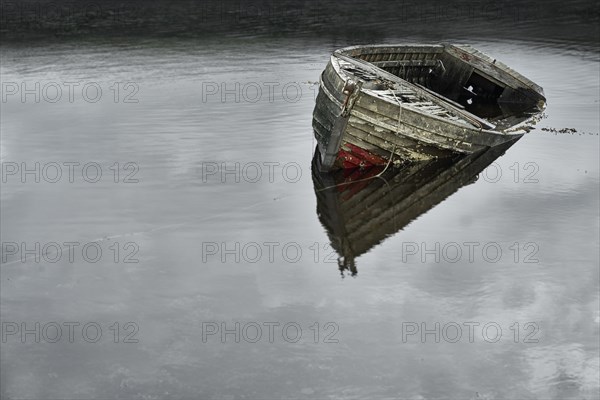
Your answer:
[312,44,546,171]
[312,139,518,276]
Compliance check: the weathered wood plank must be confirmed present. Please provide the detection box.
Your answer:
[354,91,511,148]
[351,98,481,151]
[345,121,439,160]
[338,44,444,58]
[372,60,438,69]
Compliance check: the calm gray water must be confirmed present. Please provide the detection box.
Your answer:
[1,28,599,400]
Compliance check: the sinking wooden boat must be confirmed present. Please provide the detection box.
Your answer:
[312,139,519,276]
[312,44,546,170]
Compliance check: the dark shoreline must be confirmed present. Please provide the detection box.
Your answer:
[1,0,598,45]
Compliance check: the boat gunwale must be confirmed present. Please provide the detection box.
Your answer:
[327,52,536,139]
[334,43,546,100]
[334,43,445,56]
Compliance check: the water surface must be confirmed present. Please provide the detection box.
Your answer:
[1,13,599,400]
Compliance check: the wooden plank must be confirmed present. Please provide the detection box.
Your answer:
[371,60,438,68]
[354,91,511,148]
[350,99,481,151]
[345,122,440,161]
[341,134,390,159]
[337,44,444,57]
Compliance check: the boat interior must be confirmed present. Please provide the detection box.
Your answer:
[335,44,546,127]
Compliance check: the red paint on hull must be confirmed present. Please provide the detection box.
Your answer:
[335,142,389,170]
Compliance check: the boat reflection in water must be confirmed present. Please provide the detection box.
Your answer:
[312,139,519,277]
